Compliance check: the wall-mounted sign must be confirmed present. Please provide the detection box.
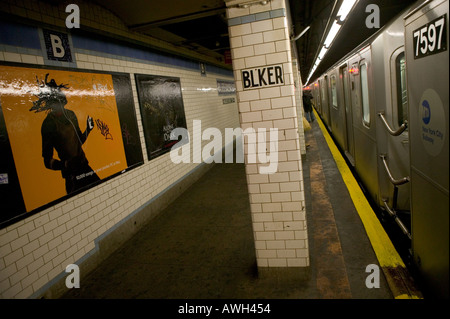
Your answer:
[43,29,73,62]
[217,79,236,96]
[0,63,143,229]
[135,74,188,160]
[222,97,235,104]
[242,64,284,90]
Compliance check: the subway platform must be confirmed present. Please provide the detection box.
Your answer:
[60,114,418,300]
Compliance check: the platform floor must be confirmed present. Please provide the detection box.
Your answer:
[61,119,394,299]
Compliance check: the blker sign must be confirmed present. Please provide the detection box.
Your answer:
[242,64,284,90]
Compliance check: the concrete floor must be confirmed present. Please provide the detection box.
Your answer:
[61,120,392,299]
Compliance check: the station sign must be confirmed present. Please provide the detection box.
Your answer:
[43,29,73,62]
[242,64,284,90]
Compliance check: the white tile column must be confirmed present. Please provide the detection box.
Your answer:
[225,0,309,278]
[292,58,307,155]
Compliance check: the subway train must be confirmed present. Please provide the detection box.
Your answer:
[307,0,448,298]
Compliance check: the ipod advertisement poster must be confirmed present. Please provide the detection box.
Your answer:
[0,64,143,228]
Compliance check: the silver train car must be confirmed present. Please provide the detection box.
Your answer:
[309,0,448,298]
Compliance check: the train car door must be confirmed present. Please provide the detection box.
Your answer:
[382,48,411,212]
[370,6,412,235]
[313,82,321,114]
[317,79,323,116]
[341,65,355,165]
[349,48,379,203]
[329,70,345,148]
[322,75,331,129]
[319,77,327,117]
[404,0,449,298]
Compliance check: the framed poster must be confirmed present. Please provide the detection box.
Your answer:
[135,74,188,160]
[0,62,143,228]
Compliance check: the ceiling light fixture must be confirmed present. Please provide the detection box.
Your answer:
[305,0,358,85]
[323,20,341,48]
[337,0,357,22]
[291,25,311,42]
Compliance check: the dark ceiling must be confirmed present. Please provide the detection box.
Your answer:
[91,0,417,84]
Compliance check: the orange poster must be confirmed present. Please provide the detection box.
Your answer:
[0,65,128,213]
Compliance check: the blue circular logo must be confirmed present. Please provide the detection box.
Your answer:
[422,100,431,125]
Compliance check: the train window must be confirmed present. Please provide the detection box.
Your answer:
[360,63,370,126]
[330,75,338,109]
[396,52,408,128]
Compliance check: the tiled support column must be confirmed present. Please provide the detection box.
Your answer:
[292,59,307,155]
[225,0,309,278]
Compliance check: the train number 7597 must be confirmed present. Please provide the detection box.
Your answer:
[413,14,447,59]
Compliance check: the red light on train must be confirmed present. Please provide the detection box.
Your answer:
[349,67,359,75]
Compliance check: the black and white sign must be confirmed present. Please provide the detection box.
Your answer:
[242,64,284,90]
[413,14,447,59]
[43,29,73,62]
[222,97,235,104]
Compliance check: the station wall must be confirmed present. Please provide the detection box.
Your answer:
[0,0,239,298]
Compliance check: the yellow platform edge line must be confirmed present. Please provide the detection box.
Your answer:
[312,109,422,299]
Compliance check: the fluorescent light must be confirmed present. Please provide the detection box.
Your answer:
[337,0,357,22]
[313,60,319,69]
[292,25,311,41]
[324,20,341,48]
[318,47,328,60]
[306,0,357,85]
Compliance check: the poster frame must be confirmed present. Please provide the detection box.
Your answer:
[0,61,144,229]
[134,73,188,161]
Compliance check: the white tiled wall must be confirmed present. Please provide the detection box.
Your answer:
[0,0,239,298]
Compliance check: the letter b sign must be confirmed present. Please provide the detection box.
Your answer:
[50,34,65,58]
[43,29,73,62]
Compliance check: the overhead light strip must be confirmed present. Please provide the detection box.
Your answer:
[305,0,358,85]
[337,0,357,21]
[323,20,341,48]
